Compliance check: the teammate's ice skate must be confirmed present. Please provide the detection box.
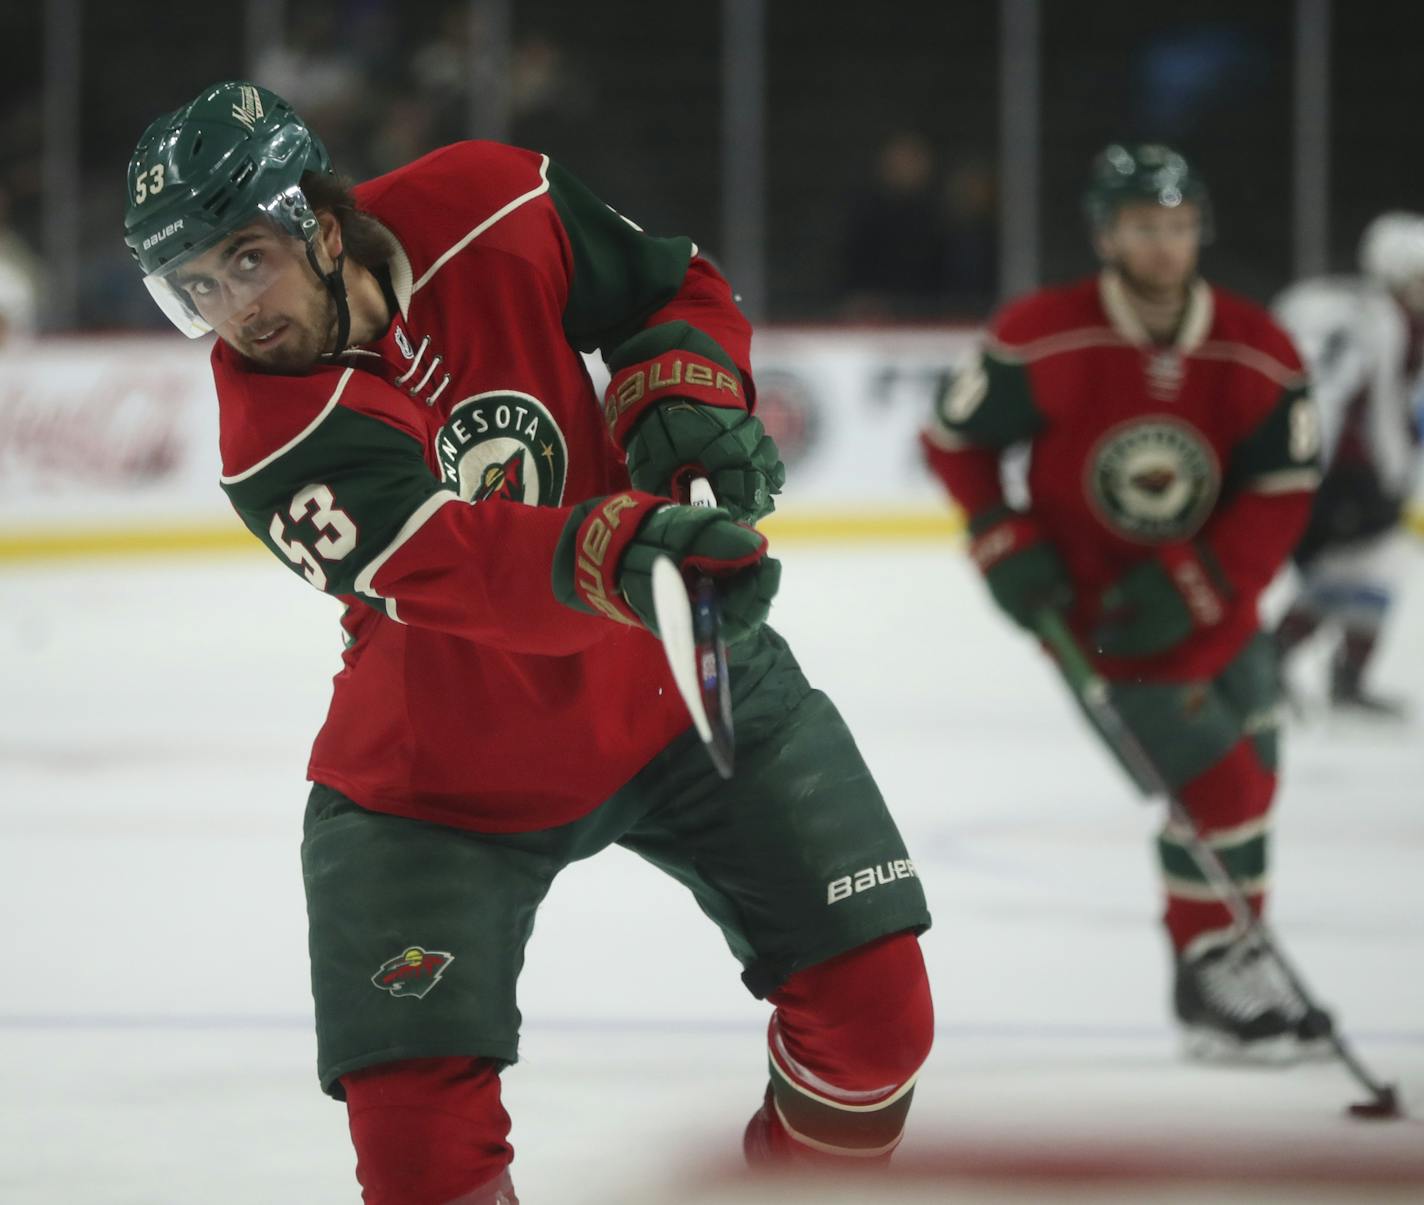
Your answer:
[1174,936,1333,1063]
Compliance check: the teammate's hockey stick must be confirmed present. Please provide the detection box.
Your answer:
[1035,609,1402,1119]
[651,477,735,779]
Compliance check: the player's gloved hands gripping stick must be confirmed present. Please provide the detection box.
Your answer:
[625,402,785,525]
[603,325,785,526]
[967,504,1074,629]
[1092,543,1230,657]
[552,486,780,778]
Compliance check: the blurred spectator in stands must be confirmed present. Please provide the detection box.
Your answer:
[78,182,167,332]
[942,155,998,314]
[839,131,953,321]
[252,4,364,168]
[381,18,593,175]
[404,2,483,150]
[0,183,40,343]
[509,34,594,152]
[368,95,443,176]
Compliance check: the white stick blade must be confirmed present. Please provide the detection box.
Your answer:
[651,555,714,744]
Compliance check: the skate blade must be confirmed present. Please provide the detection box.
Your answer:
[1179,1027,1325,1067]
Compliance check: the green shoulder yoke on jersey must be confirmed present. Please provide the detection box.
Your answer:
[930,344,1043,450]
[546,162,705,361]
[1221,384,1320,495]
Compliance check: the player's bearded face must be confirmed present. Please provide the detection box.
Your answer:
[174,221,338,372]
[1100,202,1201,299]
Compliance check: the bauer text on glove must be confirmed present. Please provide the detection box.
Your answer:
[603,325,784,523]
[552,491,780,643]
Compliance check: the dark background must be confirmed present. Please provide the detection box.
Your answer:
[0,0,1418,330]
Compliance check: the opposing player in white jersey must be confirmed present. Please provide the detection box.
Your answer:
[1271,212,1424,717]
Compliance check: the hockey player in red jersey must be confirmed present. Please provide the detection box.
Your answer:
[124,83,932,1203]
[923,143,1324,1061]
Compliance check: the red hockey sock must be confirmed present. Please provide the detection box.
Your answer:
[1162,740,1275,953]
[342,1056,515,1204]
[752,932,933,1161]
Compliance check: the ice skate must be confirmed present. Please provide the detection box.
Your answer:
[1174,939,1334,1064]
[1328,678,1411,721]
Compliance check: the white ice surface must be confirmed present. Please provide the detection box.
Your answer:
[2,541,1422,1204]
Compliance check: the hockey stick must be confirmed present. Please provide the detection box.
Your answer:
[1035,609,1402,1119]
[650,477,735,779]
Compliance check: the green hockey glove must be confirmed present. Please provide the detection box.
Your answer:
[553,491,780,644]
[1093,543,1231,658]
[624,401,785,524]
[601,328,783,524]
[968,505,1073,630]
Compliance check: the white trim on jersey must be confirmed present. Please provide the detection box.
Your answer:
[985,326,1124,366]
[380,221,415,319]
[1193,342,1305,390]
[354,490,463,621]
[410,154,552,298]
[1098,270,1215,354]
[1177,279,1216,352]
[1247,467,1322,495]
[220,367,356,484]
[921,422,974,451]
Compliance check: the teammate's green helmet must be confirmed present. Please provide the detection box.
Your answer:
[1083,143,1213,238]
[124,81,335,336]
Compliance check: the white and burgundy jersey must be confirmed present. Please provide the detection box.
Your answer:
[1273,275,1423,497]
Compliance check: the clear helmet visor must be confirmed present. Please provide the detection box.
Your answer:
[141,197,319,338]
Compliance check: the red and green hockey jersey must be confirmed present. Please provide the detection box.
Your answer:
[924,270,1321,682]
[215,141,755,832]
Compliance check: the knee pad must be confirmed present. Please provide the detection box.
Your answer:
[1177,739,1275,834]
[764,932,933,1156]
[342,1056,514,1205]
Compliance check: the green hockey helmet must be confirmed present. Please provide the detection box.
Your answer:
[1083,143,1213,240]
[124,81,338,338]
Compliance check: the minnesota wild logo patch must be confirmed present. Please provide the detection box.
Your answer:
[371,946,454,999]
[1085,417,1220,543]
[436,391,568,506]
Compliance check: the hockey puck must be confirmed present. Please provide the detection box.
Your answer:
[1346,1086,1403,1120]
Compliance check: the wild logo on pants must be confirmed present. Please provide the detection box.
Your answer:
[371,946,455,999]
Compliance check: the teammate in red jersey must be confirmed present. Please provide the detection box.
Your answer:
[923,143,1324,1061]
[124,83,932,1203]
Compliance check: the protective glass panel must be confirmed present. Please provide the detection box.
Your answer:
[143,215,314,339]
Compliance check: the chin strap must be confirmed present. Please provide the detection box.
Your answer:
[305,240,351,356]
[280,185,352,357]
